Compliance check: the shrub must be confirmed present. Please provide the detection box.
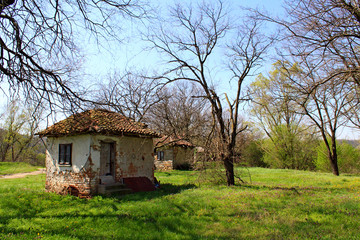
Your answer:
[315,141,360,174]
[241,140,267,167]
[260,125,318,170]
[174,163,193,170]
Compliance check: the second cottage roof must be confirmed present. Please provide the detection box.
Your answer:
[154,135,194,149]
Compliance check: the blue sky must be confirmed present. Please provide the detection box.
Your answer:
[1,0,359,139]
[83,0,285,78]
[79,0,357,140]
[82,0,286,105]
[42,0,360,140]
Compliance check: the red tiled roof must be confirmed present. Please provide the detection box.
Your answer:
[154,135,194,148]
[37,109,160,138]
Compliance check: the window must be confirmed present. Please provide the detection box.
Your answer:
[59,144,72,165]
[157,151,164,161]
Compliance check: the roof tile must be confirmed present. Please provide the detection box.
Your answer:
[37,109,160,138]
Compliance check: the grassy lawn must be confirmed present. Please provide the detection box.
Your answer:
[0,168,359,239]
[0,162,42,175]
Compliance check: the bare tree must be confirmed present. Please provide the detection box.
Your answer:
[96,70,163,121]
[284,60,354,175]
[145,82,212,145]
[147,1,271,185]
[97,75,211,144]
[344,86,360,129]
[0,0,147,112]
[251,0,360,175]
[254,0,360,87]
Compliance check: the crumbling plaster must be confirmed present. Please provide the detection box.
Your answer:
[45,134,154,196]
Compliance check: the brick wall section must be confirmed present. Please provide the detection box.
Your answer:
[45,169,95,196]
[45,149,98,197]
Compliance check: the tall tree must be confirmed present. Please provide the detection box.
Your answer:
[253,0,360,175]
[147,1,271,185]
[0,0,147,111]
[298,74,352,175]
[248,62,317,169]
[280,60,354,175]
[249,62,304,140]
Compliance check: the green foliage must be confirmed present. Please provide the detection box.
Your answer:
[261,125,318,170]
[241,140,267,167]
[316,141,360,174]
[248,62,319,171]
[1,169,360,239]
[0,100,45,166]
[249,61,303,133]
[315,141,333,173]
[0,129,45,166]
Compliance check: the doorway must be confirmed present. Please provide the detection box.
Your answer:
[100,142,116,178]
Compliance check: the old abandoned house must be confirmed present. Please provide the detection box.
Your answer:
[37,109,160,197]
[154,136,195,170]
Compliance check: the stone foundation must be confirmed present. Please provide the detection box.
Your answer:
[154,160,173,171]
[45,169,97,197]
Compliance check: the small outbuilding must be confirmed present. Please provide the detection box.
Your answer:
[154,135,195,170]
[37,109,160,197]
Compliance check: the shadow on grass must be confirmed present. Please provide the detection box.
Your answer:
[0,183,204,240]
[109,183,197,201]
[0,211,211,240]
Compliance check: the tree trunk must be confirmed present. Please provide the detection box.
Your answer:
[330,157,340,176]
[224,156,235,185]
[328,134,340,176]
[223,142,235,186]
[11,145,14,162]
[329,144,339,176]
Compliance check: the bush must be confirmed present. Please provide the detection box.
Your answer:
[260,125,318,170]
[241,140,267,167]
[315,141,360,174]
[31,153,46,167]
[196,162,252,185]
[174,163,193,170]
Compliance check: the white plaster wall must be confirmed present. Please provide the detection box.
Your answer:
[91,135,154,181]
[46,134,155,184]
[46,135,92,173]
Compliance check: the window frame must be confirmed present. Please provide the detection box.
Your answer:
[157,151,164,161]
[58,143,72,166]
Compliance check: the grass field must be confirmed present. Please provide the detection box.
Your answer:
[0,168,359,239]
[0,162,42,175]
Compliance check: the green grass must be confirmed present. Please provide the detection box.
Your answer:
[0,168,360,239]
[0,162,42,175]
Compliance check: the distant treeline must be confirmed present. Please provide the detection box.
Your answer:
[0,128,45,166]
[241,138,360,174]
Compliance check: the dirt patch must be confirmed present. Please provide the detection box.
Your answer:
[0,168,46,179]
